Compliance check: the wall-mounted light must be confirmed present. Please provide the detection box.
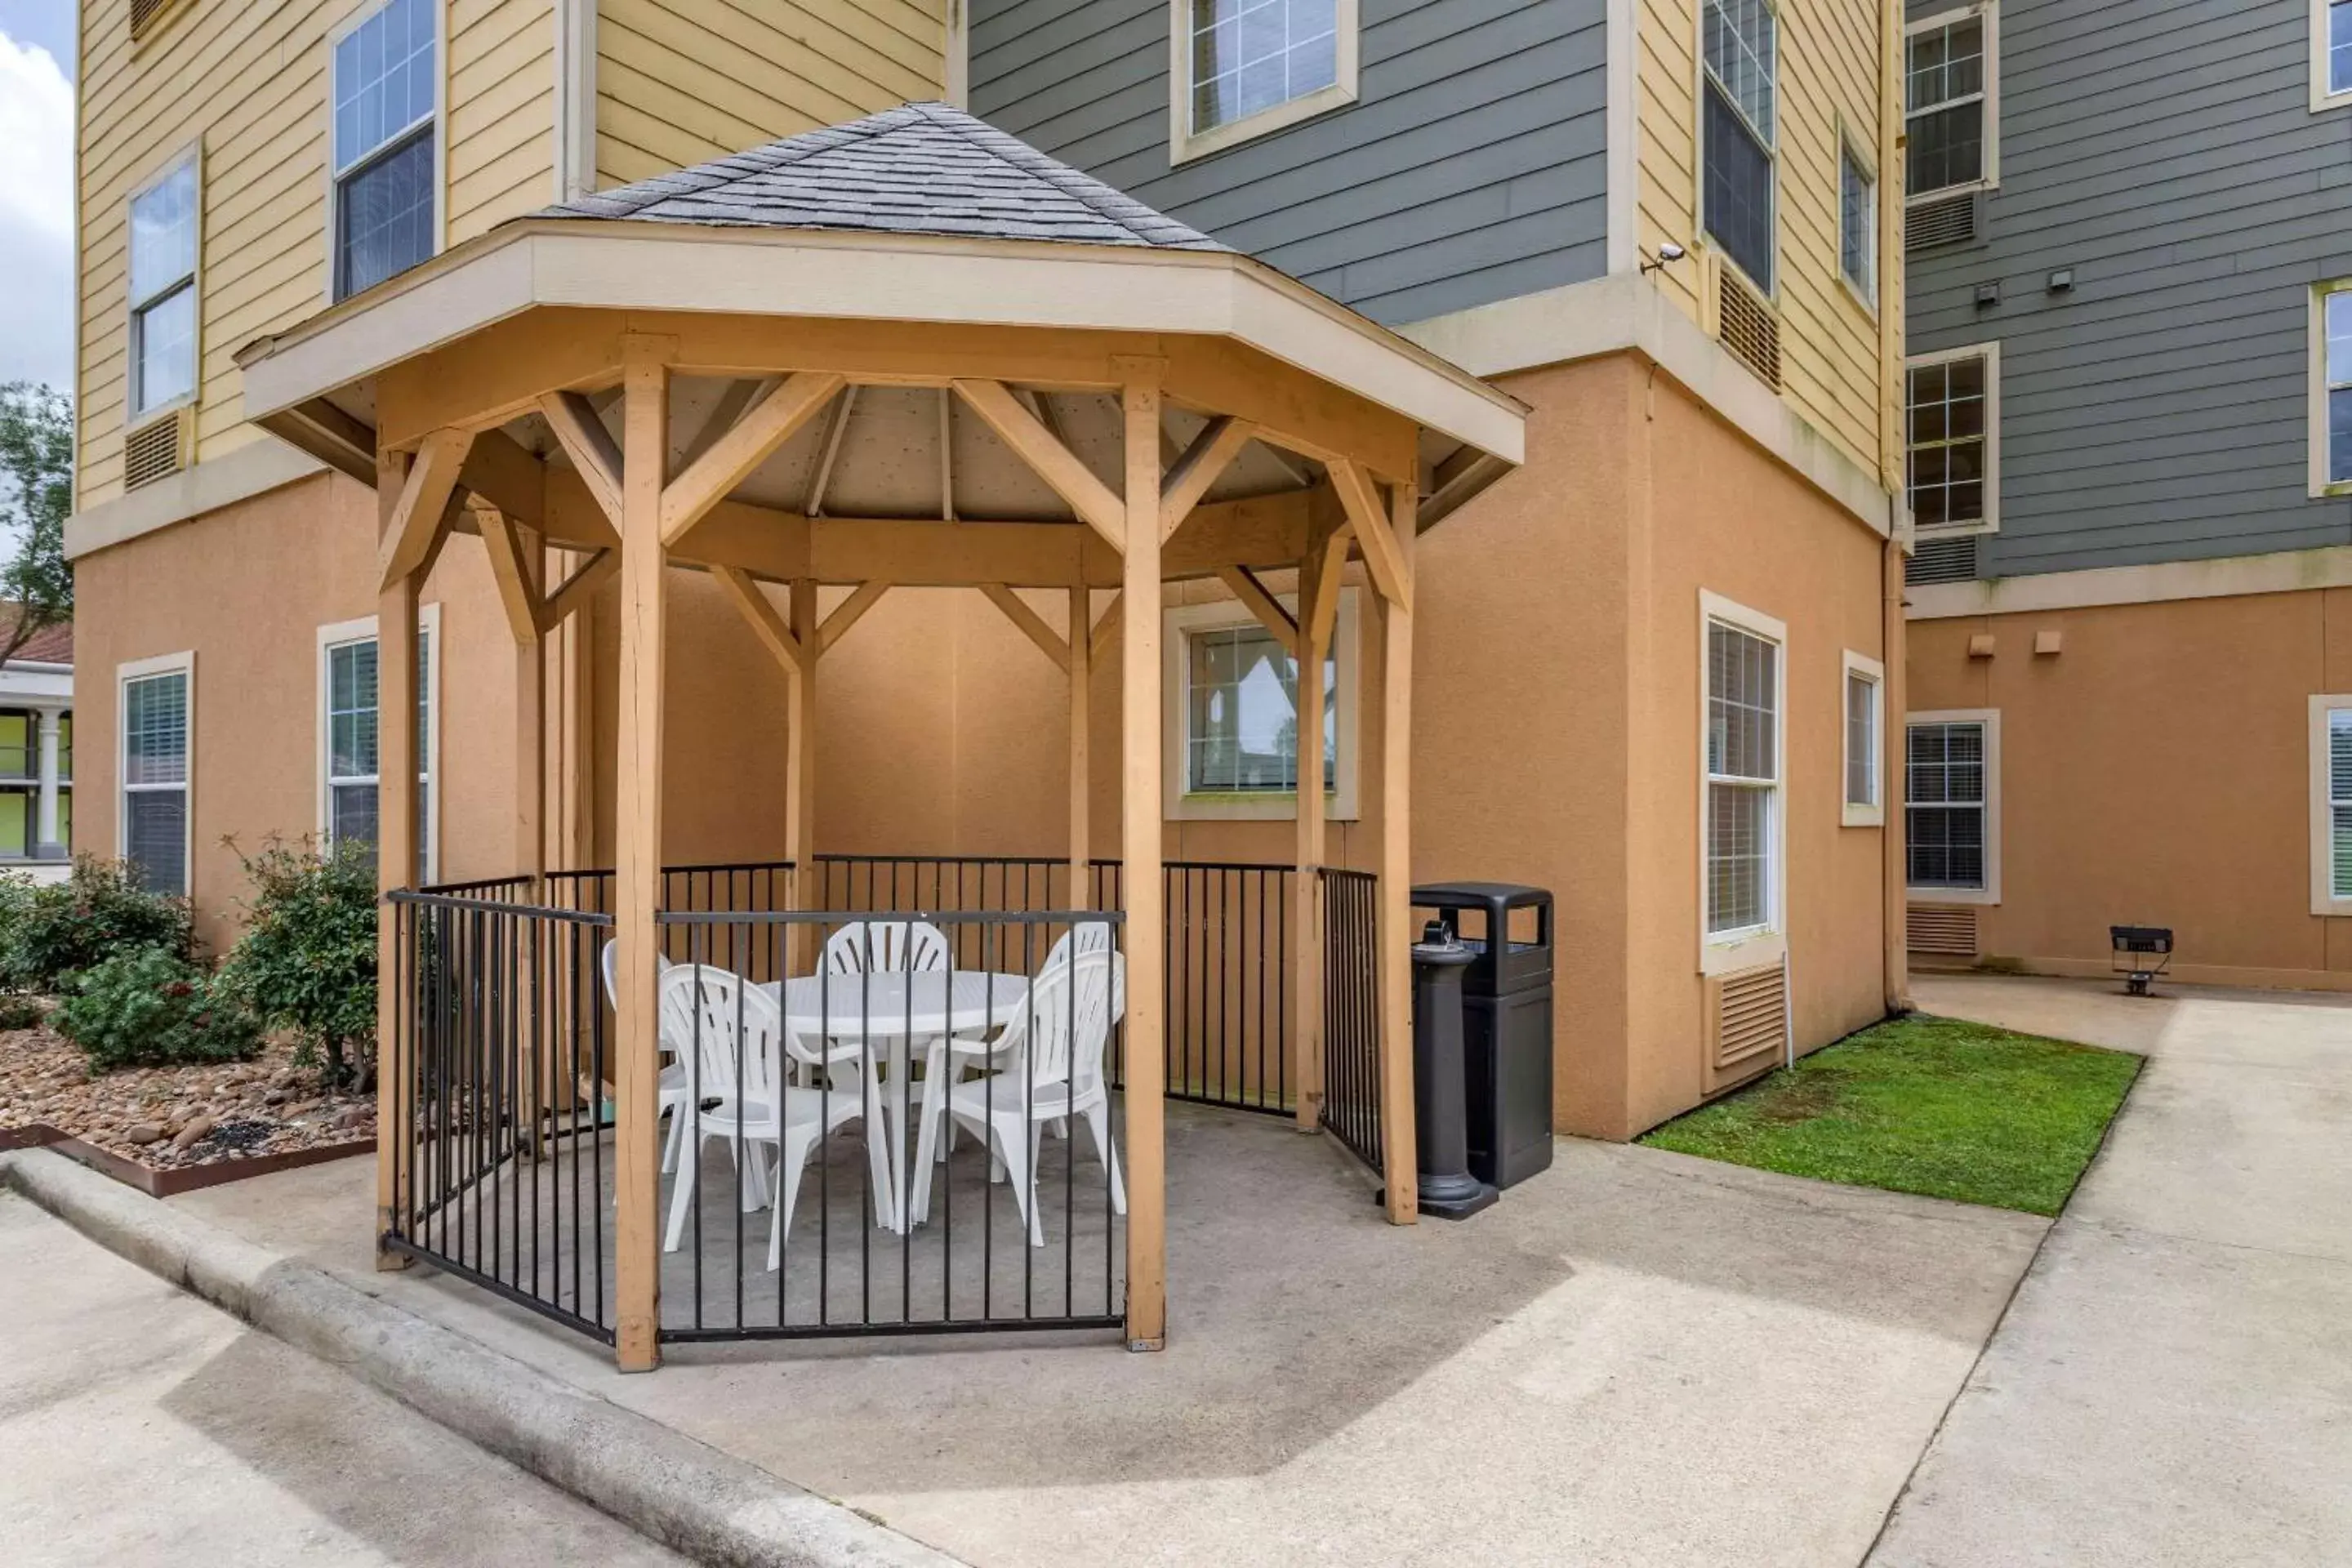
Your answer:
[1641,243,1687,277]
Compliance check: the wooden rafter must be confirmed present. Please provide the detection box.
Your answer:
[818,579,890,656]
[950,379,1126,550]
[537,390,625,529]
[978,583,1070,671]
[1214,565,1298,657]
[377,428,472,589]
[803,385,857,516]
[661,371,848,546]
[713,565,806,675]
[1330,458,1411,612]
[1160,416,1256,541]
[537,548,619,634]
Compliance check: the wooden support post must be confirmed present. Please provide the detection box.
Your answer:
[786,577,819,962]
[1291,534,1331,1134]
[1376,481,1419,1224]
[374,450,418,1272]
[1118,363,1168,1350]
[612,340,671,1371]
[1068,586,1091,906]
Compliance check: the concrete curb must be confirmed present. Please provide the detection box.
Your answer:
[0,1147,966,1568]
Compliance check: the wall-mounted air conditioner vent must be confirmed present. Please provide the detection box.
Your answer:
[123,410,190,492]
[1906,905,1980,958]
[130,0,183,39]
[1907,533,1981,586]
[1704,959,1787,1093]
[1716,269,1782,390]
[1907,193,1978,255]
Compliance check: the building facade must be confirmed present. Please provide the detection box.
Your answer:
[1901,0,2352,988]
[0,619,74,884]
[72,0,1913,1138]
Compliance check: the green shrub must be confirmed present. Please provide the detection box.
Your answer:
[217,837,378,1089]
[0,993,43,1031]
[0,857,194,992]
[53,947,260,1071]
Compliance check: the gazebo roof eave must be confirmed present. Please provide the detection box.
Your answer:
[234,219,1526,472]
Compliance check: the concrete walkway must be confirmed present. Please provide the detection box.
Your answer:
[175,1103,2047,1568]
[0,1190,684,1568]
[1872,975,2352,1567]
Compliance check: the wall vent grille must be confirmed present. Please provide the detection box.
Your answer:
[123,411,189,492]
[1716,270,1782,390]
[1906,192,1978,254]
[1908,533,1980,585]
[130,0,180,38]
[1705,960,1788,1092]
[1907,905,1980,958]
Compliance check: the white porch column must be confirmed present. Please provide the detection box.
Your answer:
[34,708,62,853]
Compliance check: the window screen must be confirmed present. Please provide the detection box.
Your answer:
[1184,623,1336,793]
[332,0,436,300]
[1907,15,1986,197]
[1706,619,1779,936]
[1702,0,1778,290]
[1908,354,1989,529]
[1840,144,1875,299]
[1907,720,1987,889]
[323,631,433,880]
[1188,0,1339,135]
[122,670,189,896]
[2327,289,2352,486]
[129,159,198,416]
[1846,670,1878,809]
[2331,710,2352,899]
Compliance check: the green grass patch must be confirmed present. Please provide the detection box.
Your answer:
[1637,1013,2141,1215]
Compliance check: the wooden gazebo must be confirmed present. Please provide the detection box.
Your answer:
[238,104,1523,1370]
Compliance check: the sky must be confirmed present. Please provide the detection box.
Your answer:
[0,1,77,399]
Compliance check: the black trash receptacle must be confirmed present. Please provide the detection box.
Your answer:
[1411,883,1554,1189]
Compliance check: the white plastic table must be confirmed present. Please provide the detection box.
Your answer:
[764,970,1031,1232]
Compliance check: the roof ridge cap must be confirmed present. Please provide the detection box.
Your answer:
[906,101,1189,247]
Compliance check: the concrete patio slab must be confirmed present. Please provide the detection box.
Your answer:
[1872,976,2352,1568]
[176,1102,2048,1568]
[0,1190,684,1568]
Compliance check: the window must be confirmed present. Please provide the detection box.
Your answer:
[1906,7,1993,198]
[129,153,198,419]
[1842,651,1884,826]
[332,0,437,301]
[120,654,193,898]
[1907,344,1998,533]
[320,614,437,881]
[2314,284,2352,492]
[2316,1,2352,109]
[1839,137,1876,305]
[1907,710,2000,903]
[1702,0,1778,290]
[1702,595,1784,962]
[1171,0,1357,161]
[2310,697,2352,912]
[1164,591,1358,821]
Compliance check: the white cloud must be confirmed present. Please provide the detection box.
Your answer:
[0,31,75,395]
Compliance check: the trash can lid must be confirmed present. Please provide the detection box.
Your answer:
[1411,881,1552,907]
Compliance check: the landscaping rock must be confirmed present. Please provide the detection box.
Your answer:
[125,1125,164,1146]
[172,1116,216,1152]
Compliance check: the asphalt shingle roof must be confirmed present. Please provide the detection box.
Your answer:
[532,102,1229,252]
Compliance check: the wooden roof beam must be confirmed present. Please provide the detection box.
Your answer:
[951,378,1126,551]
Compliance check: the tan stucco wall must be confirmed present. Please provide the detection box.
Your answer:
[71,470,520,954]
[1420,354,1895,1139]
[1909,589,2352,989]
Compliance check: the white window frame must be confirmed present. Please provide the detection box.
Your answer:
[315,606,442,883]
[2308,695,2352,915]
[1906,340,2001,537]
[1905,707,2001,906]
[1904,2,1998,203]
[1162,589,1359,822]
[1699,591,1786,975]
[1842,649,1885,827]
[1168,0,1361,166]
[1695,0,1780,298]
[127,145,202,424]
[2309,280,2352,497]
[118,650,194,898]
[323,0,448,303]
[1836,118,1878,314]
[2314,0,2352,113]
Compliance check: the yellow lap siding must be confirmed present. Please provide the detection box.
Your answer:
[448,0,557,240]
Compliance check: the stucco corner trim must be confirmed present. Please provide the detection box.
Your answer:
[66,438,328,560]
[1393,273,1898,537]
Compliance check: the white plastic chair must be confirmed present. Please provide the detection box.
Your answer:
[936,920,1122,1152]
[823,919,950,976]
[910,951,1125,1243]
[600,940,691,1176]
[656,964,897,1267]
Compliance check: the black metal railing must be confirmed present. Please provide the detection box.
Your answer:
[1319,866,1383,1174]
[1163,862,1292,1115]
[384,889,617,1343]
[653,907,1125,1340]
[420,872,539,902]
